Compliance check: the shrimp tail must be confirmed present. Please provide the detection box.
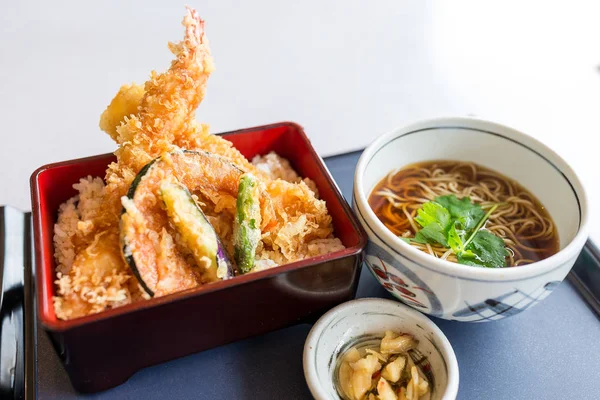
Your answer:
[113,7,214,152]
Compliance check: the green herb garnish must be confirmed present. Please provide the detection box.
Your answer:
[402,195,509,268]
[435,195,485,232]
[414,202,451,246]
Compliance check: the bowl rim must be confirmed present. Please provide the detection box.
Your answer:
[303,297,460,400]
[30,121,368,331]
[353,116,589,282]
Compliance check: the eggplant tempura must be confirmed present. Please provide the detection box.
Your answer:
[53,7,344,320]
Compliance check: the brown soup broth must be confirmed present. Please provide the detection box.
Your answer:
[368,160,559,267]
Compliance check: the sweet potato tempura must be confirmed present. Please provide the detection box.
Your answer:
[53,7,341,320]
[99,83,145,142]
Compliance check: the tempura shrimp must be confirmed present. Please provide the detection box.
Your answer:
[55,7,219,317]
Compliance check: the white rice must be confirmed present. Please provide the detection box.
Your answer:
[53,176,106,274]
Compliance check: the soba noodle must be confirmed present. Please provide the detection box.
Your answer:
[368,161,559,267]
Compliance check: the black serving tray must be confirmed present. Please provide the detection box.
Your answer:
[568,241,600,316]
[2,151,599,399]
[0,207,36,400]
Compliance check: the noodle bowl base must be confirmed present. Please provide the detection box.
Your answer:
[353,117,588,321]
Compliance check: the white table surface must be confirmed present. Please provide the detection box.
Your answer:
[1,0,599,242]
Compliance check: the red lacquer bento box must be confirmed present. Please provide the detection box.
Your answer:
[30,122,367,393]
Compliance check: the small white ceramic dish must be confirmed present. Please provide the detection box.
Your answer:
[353,117,589,321]
[303,298,459,400]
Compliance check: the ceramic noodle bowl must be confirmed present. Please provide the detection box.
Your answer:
[353,117,589,322]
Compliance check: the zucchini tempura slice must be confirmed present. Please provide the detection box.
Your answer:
[160,181,233,283]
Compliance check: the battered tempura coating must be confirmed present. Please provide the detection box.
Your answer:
[55,7,217,318]
[54,7,338,319]
[99,83,145,142]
